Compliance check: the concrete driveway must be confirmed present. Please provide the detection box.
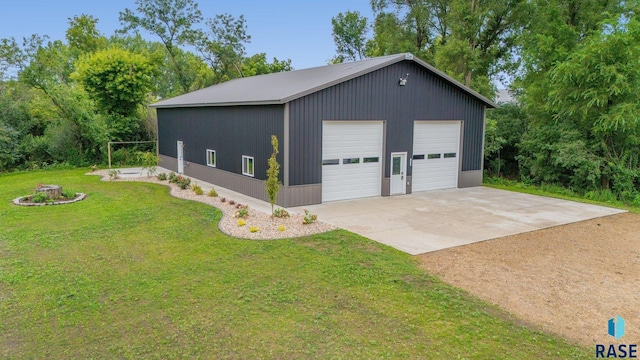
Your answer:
[293,187,625,255]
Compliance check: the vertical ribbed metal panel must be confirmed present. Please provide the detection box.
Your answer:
[157,105,284,182]
[287,60,486,186]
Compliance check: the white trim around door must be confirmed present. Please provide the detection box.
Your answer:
[177,140,184,174]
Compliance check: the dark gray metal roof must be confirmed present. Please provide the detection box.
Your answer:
[150,53,497,109]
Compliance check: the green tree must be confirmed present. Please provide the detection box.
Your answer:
[265,135,280,215]
[119,0,203,93]
[0,120,20,170]
[73,48,156,118]
[66,14,108,55]
[331,11,369,62]
[434,0,526,96]
[516,0,637,197]
[484,103,528,177]
[241,53,292,76]
[197,13,251,83]
[366,5,434,60]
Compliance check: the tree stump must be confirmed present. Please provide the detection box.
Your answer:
[36,185,62,200]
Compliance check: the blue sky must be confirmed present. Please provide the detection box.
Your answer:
[0,0,374,69]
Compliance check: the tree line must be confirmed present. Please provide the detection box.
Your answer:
[0,0,291,170]
[2,0,639,204]
[331,0,640,203]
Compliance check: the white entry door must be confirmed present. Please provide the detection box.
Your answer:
[390,152,406,195]
[322,121,383,202]
[177,140,184,174]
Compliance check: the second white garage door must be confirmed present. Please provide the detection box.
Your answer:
[322,121,383,202]
[412,121,461,192]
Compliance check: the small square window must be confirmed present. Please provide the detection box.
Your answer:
[206,149,216,167]
[242,155,254,177]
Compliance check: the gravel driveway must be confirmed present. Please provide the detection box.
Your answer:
[418,212,640,346]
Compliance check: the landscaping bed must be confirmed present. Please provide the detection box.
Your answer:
[91,170,335,239]
[418,212,640,346]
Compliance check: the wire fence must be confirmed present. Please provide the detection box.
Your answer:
[107,140,158,169]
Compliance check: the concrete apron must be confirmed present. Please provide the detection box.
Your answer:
[293,187,626,255]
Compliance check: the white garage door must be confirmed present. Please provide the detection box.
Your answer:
[412,121,461,192]
[322,121,383,202]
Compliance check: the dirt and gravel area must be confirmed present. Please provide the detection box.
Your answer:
[418,212,640,347]
[91,170,335,240]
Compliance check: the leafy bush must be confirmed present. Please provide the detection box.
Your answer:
[249,226,259,233]
[108,169,120,180]
[237,219,246,227]
[175,175,191,189]
[273,208,290,218]
[139,151,158,176]
[302,209,318,225]
[207,188,218,197]
[220,197,226,203]
[32,193,47,203]
[278,225,286,232]
[168,172,178,183]
[157,173,168,181]
[62,189,76,199]
[235,205,249,219]
[111,148,140,166]
[229,200,236,205]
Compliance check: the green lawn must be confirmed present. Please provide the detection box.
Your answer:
[0,169,590,359]
[484,176,640,213]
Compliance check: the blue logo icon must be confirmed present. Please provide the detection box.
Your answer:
[608,315,625,339]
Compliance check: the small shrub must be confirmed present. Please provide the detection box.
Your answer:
[108,169,120,180]
[235,205,249,219]
[237,219,246,227]
[191,184,203,195]
[168,172,179,183]
[32,193,47,203]
[62,190,76,199]
[249,226,259,233]
[229,200,236,205]
[175,175,191,189]
[207,188,218,197]
[139,152,158,177]
[302,209,318,225]
[278,225,286,232]
[220,197,226,203]
[273,208,290,218]
[157,173,168,181]
[90,165,98,172]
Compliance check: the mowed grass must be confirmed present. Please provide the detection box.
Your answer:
[0,170,590,359]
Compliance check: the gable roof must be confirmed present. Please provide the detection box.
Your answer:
[150,53,497,109]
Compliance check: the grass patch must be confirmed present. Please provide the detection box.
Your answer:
[484,176,640,213]
[0,170,591,358]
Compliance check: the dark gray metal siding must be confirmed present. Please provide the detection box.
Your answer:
[157,105,284,182]
[288,60,486,186]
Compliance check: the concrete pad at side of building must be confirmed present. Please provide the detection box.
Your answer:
[292,187,626,255]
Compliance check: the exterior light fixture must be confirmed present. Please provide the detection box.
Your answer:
[399,73,409,86]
